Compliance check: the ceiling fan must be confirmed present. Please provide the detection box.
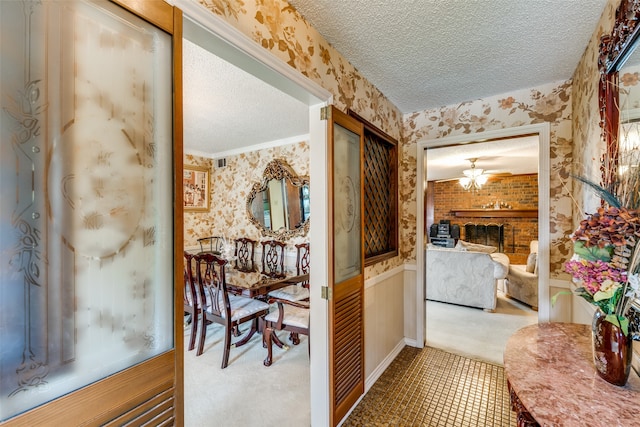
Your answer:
[435,158,512,186]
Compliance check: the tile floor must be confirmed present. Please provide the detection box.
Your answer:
[342,346,516,426]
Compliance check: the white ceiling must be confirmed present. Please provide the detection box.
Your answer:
[182,1,607,173]
[426,135,539,181]
[183,38,310,158]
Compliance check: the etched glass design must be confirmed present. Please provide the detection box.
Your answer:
[0,0,173,420]
[333,123,362,283]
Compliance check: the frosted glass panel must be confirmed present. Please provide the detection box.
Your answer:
[333,123,362,283]
[0,0,174,421]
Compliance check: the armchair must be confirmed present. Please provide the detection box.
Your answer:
[263,297,309,367]
[505,240,539,310]
[197,235,223,254]
[266,243,310,345]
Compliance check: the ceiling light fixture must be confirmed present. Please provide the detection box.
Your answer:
[459,158,489,192]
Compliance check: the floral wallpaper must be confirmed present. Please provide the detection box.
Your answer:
[403,80,574,278]
[620,64,640,111]
[193,0,621,282]
[183,141,309,248]
[195,0,405,278]
[572,0,618,222]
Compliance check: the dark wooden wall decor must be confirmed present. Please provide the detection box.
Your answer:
[598,0,640,189]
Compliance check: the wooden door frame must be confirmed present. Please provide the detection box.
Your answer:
[1,1,184,424]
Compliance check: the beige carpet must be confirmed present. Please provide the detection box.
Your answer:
[426,292,538,365]
[183,321,310,427]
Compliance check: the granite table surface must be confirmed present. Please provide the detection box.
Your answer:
[504,323,640,427]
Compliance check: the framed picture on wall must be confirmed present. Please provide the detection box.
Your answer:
[183,165,210,212]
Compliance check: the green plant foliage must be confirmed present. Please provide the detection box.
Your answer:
[572,240,613,262]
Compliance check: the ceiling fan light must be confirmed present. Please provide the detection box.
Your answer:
[463,168,484,178]
[475,174,489,185]
[459,177,471,189]
[459,159,488,192]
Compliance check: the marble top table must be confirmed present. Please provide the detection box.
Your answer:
[504,323,640,426]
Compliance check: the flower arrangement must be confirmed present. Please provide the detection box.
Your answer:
[556,133,640,337]
[558,203,640,336]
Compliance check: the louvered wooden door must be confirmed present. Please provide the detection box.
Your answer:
[328,107,365,426]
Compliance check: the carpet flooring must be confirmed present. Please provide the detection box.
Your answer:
[426,292,538,365]
[183,321,310,427]
[183,292,534,426]
[342,346,516,426]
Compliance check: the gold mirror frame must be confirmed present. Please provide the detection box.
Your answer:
[246,159,310,239]
[598,0,640,188]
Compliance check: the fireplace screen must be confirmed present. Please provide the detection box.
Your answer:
[464,223,505,252]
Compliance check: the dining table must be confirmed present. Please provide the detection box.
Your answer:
[185,246,309,297]
[225,267,309,298]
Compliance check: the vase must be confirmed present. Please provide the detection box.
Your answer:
[591,308,633,386]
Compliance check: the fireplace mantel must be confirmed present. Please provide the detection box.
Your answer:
[451,209,538,218]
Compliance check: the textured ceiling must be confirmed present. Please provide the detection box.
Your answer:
[288,0,609,113]
[183,0,607,170]
[183,39,309,157]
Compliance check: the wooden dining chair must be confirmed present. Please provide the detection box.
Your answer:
[267,242,310,302]
[197,235,223,254]
[265,243,310,347]
[194,253,270,368]
[234,237,257,272]
[183,251,199,351]
[260,240,287,278]
[263,297,310,367]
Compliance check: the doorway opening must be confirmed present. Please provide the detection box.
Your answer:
[415,123,551,361]
[178,3,332,425]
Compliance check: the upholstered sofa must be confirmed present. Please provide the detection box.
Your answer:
[426,244,510,312]
[504,241,539,310]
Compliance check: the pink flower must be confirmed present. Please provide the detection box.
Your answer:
[564,258,627,296]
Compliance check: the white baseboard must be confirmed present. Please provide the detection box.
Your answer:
[364,338,408,392]
[403,337,418,347]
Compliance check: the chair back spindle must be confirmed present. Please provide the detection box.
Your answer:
[195,253,230,320]
[295,243,310,288]
[261,240,286,278]
[234,237,257,272]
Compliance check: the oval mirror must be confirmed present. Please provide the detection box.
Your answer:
[246,159,310,239]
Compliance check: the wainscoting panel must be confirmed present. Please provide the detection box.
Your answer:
[363,266,406,380]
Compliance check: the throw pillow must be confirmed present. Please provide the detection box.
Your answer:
[526,253,537,273]
[427,243,457,251]
[456,240,497,254]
